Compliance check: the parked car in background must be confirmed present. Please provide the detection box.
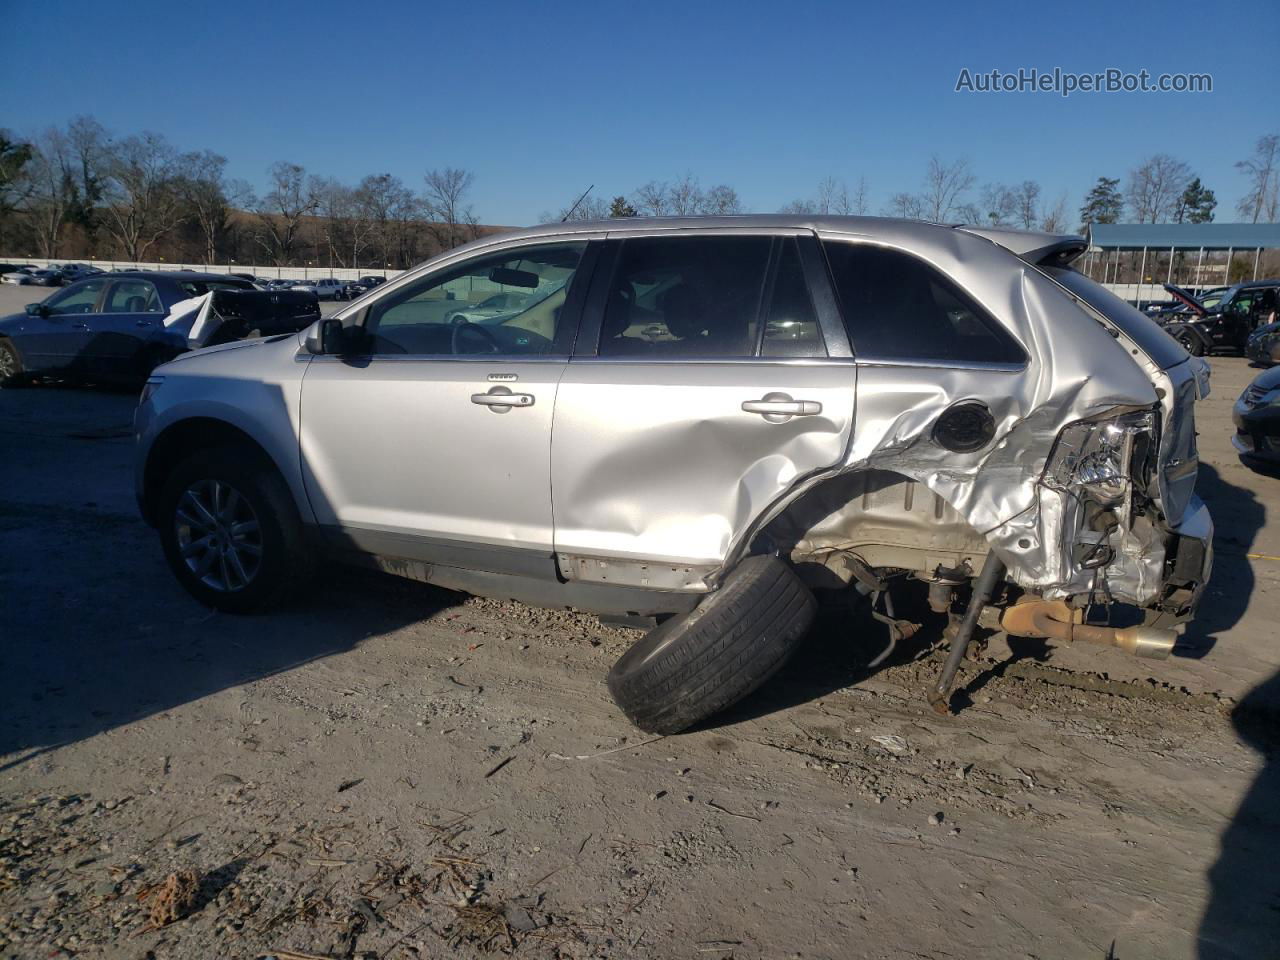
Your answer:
[26,269,68,287]
[1158,280,1280,355]
[134,216,1213,734]
[1,268,39,285]
[57,263,102,280]
[290,277,347,300]
[1233,365,1280,472]
[0,271,320,386]
[1247,319,1280,365]
[0,263,38,277]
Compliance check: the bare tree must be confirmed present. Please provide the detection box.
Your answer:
[921,156,975,222]
[175,150,249,264]
[778,198,817,214]
[358,173,423,268]
[22,128,73,257]
[817,177,852,215]
[1040,193,1070,233]
[703,184,742,215]
[1236,134,1279,223]
[1014,181,1042,229]
[546,193,610,223]
[101,132,186,261]
[255,161,318,265]
[423,167,477,249]
[954,202,985,225]
[667,174,704,215]
[978,183,1017,225]
[632,181,671,217]
[884,191,924,219]
[1126,154,1191,223]
[850,177,870,215]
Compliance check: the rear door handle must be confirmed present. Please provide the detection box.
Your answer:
[135,319,154,327]
[71,322,90,330]
[742,393,822,422]
[471,387,535,412]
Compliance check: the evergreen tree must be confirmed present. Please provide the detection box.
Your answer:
[1175,177,1217,223]
[609,195,637,218]
[1078,176,1123,228]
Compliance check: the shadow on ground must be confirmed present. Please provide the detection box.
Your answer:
[1198,667,1280,959]
[1177,463,1262,657]
[0,508,462,771]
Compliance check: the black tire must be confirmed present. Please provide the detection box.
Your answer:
[156,445,315,613]
[0,339,30,386]
[606,555,817,734]
[1175,331,1204,356]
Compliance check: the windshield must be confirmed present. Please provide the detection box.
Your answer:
[1044,266,1188,370]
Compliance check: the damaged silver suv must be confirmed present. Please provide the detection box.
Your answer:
[134,216,1213,733]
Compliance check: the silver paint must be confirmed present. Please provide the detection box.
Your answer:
[136,214,1213,619]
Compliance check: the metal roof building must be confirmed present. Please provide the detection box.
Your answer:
[1083,222,1280,298]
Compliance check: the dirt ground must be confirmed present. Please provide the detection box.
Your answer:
[1,283,1277,959]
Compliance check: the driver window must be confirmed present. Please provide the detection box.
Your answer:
[45,279,106,316]
[363,243,586,356]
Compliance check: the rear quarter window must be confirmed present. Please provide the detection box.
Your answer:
[822,240,1025,365]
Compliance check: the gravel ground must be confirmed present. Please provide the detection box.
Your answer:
[1,282,1277,959]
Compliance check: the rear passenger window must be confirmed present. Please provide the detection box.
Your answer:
[822,241,1024,364]
[105,280,162,313]
[599,236,771,357]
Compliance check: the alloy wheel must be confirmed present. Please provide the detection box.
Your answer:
[174,479,263,592]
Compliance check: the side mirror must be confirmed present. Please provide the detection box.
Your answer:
[306,318,345,355]
[24,303,49,318]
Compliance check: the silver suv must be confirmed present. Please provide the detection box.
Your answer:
[134,216,1213,733]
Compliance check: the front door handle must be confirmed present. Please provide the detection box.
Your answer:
[71,322,90,330]
[742,393,822,422]
[135,319,154,327]
[471,386,535,413]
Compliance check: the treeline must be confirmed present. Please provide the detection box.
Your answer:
[0,116,1276,270]
[0,117,492,269]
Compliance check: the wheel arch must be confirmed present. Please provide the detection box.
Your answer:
[732,467,994,589]
[141,417,286,526]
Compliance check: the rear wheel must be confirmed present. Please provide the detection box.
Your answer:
[606,555,816,734]
[156,446,314,613]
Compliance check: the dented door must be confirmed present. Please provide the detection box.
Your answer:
[550,232,856,587]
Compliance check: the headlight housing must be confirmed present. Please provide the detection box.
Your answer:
[1045,411,1156,509]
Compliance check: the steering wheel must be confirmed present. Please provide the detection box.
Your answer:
[451,320,501,354]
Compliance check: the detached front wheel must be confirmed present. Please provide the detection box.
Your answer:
[607,555,816,735]
[157,446,314,613]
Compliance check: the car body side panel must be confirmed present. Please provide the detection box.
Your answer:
[551,359,856,575]
[134,337,311,517]
[798,227,1167,603]
[298,356,564,554]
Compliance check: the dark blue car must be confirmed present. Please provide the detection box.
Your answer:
[0,271,258,385]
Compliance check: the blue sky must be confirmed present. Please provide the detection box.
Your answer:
[2,0,1276,226]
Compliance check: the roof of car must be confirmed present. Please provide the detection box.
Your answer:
[446,215,1083,263]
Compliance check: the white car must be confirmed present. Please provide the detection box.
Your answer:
[291,278,347,300]
[1,268,38,285]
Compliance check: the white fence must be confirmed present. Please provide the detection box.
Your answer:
[4,257,408,283]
